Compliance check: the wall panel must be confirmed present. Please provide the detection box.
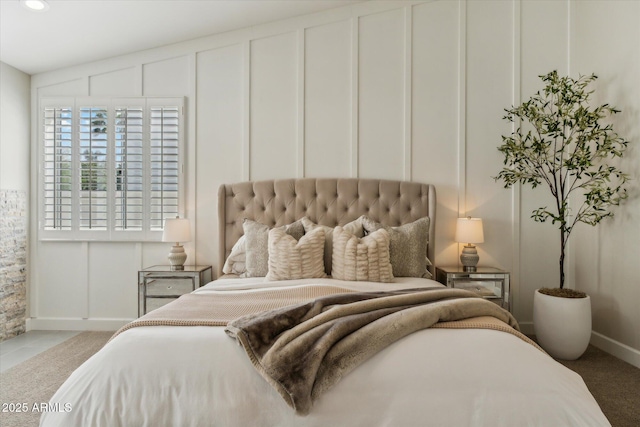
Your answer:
[358,8,405,180]
[570,0,640,360]
[411,0,459,266]
[36,242,87,318]
[250,32,298,180]
[38,79,86,97]
[465,1,514,271]
[88,243,138,318]
[143,56,190,96]
[518,0,568,320]
[89,67,136,96]
[304,20,352,178]
[196,44,245,269]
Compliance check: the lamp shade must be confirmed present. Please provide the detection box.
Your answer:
[162,218,191,243]
[455,217,484,244]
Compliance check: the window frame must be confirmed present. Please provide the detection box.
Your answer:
[38,96,185,241]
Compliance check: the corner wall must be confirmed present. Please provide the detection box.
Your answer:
[0,61,30,340]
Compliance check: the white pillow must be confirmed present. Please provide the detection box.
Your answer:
[331,226,394,283]
[222,235,247,276]
[266,227,327,281]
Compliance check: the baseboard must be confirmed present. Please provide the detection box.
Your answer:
[517,321,639,369]
[590,331,640,369]
[26,317,132,331]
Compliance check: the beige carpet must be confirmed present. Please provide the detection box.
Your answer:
[557,344,640,427]
[0,331,113,427]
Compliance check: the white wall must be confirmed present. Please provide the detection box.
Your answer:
[569,0,640,367]
[26,0,640,366]
[1,61,30,191]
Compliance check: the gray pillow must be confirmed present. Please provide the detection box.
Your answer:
[243,219,304,277]
[301,216,366,275]
[362,216,430,278]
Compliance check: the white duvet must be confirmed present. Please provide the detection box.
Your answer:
[41,277,610,427]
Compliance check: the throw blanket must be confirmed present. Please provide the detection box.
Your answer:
[224,287,532,415]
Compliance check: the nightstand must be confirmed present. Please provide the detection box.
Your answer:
[138,265,213,316]
[435,266,510,312]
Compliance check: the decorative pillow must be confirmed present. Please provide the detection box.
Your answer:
[331,226,394,283]
[362,216,430,278]
[243,219,305,277]
[301,216,366,275]
[222,235,247,276]
[266,227,327,281]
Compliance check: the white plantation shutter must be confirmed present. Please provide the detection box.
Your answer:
[78,106,109,230]
[149,106,180,230]
[39,97,184,240]
[114,106,144,231]
[43,106,73,230]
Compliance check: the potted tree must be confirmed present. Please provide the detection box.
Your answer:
[495,70,630,360]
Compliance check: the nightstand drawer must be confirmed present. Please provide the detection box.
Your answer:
[453,280,501,299]
[145,297,179,312]
[145,279,193,297]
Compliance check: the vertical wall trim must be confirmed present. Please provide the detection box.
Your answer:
[350,17,360,178]
[187,53,198,263]
[565,0,574,290]
[243,41,251,181]
[511,0,522,316]
[403,6,413,181]
[297,29,306,178]
[457,0,467,216]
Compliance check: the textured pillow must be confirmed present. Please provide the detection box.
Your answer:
[332,226,394,283]
[301,216,366,275]
[266,227,327,281]
[243,219,305,277]
[222,235,247,276]
[362,216,430,278]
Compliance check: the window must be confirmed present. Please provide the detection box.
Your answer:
[40,97,184,240]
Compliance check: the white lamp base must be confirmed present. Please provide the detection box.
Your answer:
[168,244,187,270]
[460,244,479,272]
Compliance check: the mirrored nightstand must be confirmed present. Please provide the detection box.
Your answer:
[138,265,213,316]
[435,266,510,312]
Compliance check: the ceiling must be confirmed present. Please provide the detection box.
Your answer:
[0,0,365,75]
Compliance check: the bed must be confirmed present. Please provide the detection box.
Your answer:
[41,178,610,427]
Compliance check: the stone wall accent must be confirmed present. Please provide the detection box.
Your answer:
[0,189,28,341]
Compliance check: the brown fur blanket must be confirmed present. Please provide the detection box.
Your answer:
[225,287,521,415]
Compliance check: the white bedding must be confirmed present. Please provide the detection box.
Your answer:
[41,277,609,427]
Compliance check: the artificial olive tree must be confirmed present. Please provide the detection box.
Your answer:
[495,71,630,293]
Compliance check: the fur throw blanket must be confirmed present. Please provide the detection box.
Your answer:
[225,287,520,415]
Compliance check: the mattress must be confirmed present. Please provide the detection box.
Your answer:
[40,277,610,427]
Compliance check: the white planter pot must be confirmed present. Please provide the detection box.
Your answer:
[533,289,591,360]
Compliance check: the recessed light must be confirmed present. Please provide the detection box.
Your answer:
[21,0,50,12]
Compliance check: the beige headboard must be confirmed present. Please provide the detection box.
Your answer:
[217,178,436,277]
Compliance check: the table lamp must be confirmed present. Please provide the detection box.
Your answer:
[455,217,484,272]
[162,217,192,270]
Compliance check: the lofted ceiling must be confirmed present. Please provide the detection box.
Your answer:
[0,0,365,75]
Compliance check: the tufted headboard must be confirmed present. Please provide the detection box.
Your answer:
[217,178,436,277]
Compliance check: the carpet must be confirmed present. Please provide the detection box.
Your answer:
[0,331,113,427]
[557,344,640,427]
